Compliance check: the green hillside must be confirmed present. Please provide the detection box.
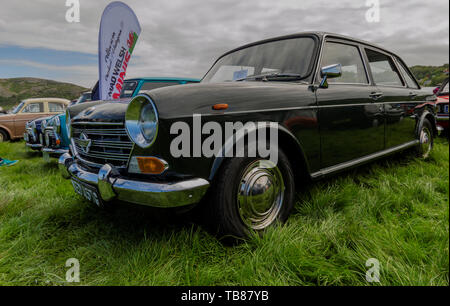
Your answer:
[0,78,88,111]
[410,64,449,87]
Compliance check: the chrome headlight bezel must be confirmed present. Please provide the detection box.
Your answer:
[125,94,159,149]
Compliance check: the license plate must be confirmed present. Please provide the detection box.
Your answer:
[71,179,103,207]
[444,105,449,114]
[43,151,51,162]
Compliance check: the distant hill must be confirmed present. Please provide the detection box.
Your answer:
[410,64,449,87]
[0,78,89,110]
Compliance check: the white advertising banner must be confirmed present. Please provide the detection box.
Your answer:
[98,1,141,100]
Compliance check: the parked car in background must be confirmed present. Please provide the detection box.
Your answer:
[434,78,449,133]
[42,78,199,160]
[59,32,436,239]
[69,91,92,106]
[41,92,92,159]
[119,77,200,98]
[24,116,53,151]
[0,98,70,142]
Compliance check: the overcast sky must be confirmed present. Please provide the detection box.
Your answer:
[0,0,448,87]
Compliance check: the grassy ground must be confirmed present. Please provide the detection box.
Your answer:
[0,139,448,286]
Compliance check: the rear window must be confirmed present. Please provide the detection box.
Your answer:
[120,81,138,98]
[49,102,65,112]
[396,58,419,89]
[138,82,178,92]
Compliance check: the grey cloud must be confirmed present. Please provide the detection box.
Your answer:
[0,0,448,87]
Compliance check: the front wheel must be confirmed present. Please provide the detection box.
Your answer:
[416,118,434,159]
[0,129,8,143]
[206,148,295,239]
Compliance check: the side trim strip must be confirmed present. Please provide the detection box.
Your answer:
[310,140,419,179]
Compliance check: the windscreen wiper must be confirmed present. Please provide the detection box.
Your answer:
[236,72,304,82]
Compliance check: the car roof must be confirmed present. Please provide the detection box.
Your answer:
[218,31,402,62]
[23,98,70,104]
[125,77,200,82]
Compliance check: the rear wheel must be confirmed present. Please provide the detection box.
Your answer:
[416,118,434,158]
[0,129,9,143]
[206,147,295,239]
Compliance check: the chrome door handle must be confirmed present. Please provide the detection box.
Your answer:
[409,92,418,98]
[369,92,383,100]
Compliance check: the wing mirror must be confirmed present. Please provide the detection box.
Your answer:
[319,64,342,88]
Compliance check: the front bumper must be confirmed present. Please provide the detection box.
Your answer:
[58,153,210,208]
[43,147,69,156]
[26,142,43,150]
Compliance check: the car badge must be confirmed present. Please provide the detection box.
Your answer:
[78,132,92,154]
[84,107,96,116]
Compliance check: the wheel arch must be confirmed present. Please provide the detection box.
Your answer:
[208,122,311,186]
[0,124,12,140]
[417,109,438,137]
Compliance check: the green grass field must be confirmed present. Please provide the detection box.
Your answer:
[0,139,448,286]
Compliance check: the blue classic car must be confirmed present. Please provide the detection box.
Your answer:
[24,116,54,151]
[42,77,200,160]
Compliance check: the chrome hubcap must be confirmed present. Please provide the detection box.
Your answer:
[237,160,285,230]
[420,127,432,158]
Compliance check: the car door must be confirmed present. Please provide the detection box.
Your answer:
[364,48,419,148]
[316,40,385,169]
[14,102,45,136]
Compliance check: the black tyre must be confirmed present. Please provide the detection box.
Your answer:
[0,129,9,143]
[416,118,434,158]
[206,147,295,239]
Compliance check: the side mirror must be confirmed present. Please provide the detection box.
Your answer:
[320,64,342,88]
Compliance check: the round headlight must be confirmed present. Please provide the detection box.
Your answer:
[65,109,71,137]
[125,94,158,148]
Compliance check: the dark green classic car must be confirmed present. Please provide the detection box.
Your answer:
[59,32,437,239]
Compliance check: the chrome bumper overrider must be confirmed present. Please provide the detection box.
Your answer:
[58,153,210,208]
[26,143,43,150]
[43,148,69,156]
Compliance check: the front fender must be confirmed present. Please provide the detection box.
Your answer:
[208,122,309,180]
[0,123,13,138]
[417,109,438,137]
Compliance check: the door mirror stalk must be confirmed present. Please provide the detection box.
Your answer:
[319,64,342,89]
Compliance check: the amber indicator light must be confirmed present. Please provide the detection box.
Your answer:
[137,157,167,174]
[212,104,228,110]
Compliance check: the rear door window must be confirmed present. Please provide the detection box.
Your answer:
[365,49,404,87]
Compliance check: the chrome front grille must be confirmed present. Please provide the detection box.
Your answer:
[72,123,133,168]
[44,128,57,147]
